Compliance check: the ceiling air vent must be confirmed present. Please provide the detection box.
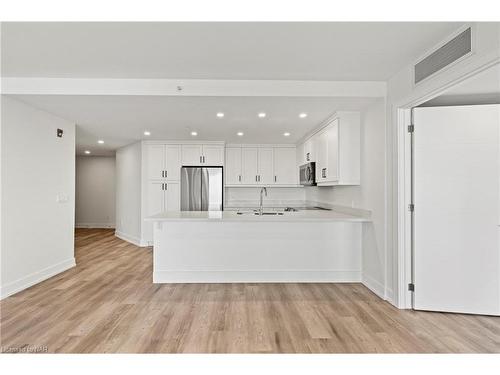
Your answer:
[414,27,472,84]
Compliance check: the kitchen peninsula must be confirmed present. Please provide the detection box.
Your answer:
[147,209,369,283]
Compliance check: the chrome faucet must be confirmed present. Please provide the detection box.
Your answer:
[259,187,268,216]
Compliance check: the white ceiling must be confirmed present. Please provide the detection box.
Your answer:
[12,95,378,155]
[2,22,465,155]
[1,22,463,81]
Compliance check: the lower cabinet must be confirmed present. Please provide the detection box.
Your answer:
[144,181,180,242]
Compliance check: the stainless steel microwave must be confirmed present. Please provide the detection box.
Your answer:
[299,162,316,186]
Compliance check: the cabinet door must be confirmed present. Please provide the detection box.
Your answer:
[146,145,165,180]
[202,145,224,166]
[258,148,274,185]
[325,120,339,182]
[304,136,317,163]
[181,145,203,166]
[165,145,181,181]
[165,181,180,211]
[296,143,305,166]
[316,128,328,181]
[225,147,242,185]
[273,147,297,185]
[241,147,259,184]
[146,181,165,216]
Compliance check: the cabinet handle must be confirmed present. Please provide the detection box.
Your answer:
[258,175,261,182]
[161,171,164,178]
[203,156,205,163]
[238,175,241,182]
[161,183,164,190]
[200,156,202,163]
[255,175,258,182]
[165,183,167,190]
[274,175,277,182]
[306,152,310,161]
[165,170,167,178]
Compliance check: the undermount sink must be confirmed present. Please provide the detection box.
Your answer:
[236,210,284,216]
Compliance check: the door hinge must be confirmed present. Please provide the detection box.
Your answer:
[408,124,414,133]
[408,203,414,212]
[408,283,415,292]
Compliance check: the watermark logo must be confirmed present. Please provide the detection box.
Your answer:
[1,345,48,353]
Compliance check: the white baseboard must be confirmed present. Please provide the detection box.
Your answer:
[362,273,385,300]
[0,258,76,300]
[153,270,361,283]
[115,230,148,247]
[75,222,115,229]
[385,288,397,306]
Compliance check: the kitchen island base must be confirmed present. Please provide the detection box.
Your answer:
[152,219,363,283]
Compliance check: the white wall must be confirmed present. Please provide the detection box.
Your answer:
[305,98,387,298]
[115,142,142,245]
[1,96,76,299]
[75,156,116,228]
[225,187,305,206]
[386,22,500,307]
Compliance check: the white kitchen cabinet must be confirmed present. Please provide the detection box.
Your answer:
[315,112,360,186]
[258,147,274,184]
[225,145,298,186]
[303,135,317,163]
[181,144,224,166]
[164,181,180,211]
[145,144,181,181]
[181,144,204,166]
[241,147,259,184]
[165,145,181,180]
[273,147,297,185]
[144,180,180,242]
[202,145,225,166]
[225,147,243,185]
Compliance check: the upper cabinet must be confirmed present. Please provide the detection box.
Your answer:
[274,147,297,185]
[225,145,298,186]
[303,111,360,186]
[181,144,224,166]
[145,144,181,181]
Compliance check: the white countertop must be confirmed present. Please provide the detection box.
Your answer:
[146,209,369,222]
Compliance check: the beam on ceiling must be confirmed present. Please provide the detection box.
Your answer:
[1,78,386,97]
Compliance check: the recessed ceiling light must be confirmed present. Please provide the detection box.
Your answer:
[258,112,266,118]
[84,150,91,154]
[144,131,151,136]
[237,132,244,136]
[299,113,308,118]
[283,132,291,137]
[97,140,104,144]
[191,131,198,136]
[216,112,225,118]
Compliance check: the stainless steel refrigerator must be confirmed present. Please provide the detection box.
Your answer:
[180,167,223,211]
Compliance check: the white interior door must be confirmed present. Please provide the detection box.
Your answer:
[413,104,500,316]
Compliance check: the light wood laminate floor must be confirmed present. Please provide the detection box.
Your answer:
[1,228,499,353]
